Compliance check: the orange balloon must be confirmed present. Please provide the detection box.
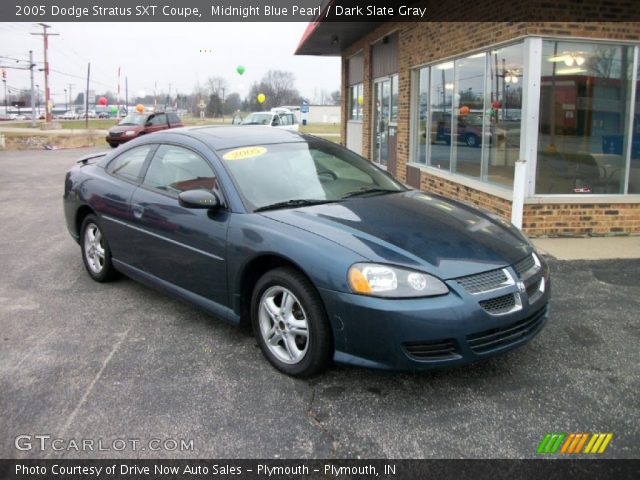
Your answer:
[135,104,144,113]
[459,106,470,115]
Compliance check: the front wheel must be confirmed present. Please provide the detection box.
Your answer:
[251,268,332,377]
[81,214,118,282]
[465,133,480,148]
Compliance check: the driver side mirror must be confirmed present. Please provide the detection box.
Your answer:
[178,189,221,209]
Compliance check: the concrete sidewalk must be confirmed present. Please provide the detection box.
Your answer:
[532,236,640,260]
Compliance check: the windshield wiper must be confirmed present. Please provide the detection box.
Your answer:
[341,187,399,199]
[254,199,339,212]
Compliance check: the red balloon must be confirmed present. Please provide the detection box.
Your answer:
[98,97,107,106]
[492,100,501,109]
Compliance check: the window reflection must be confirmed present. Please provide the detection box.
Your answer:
[349,84,364,121]
[629,62,640,193]
[536,41,633,194]
[428,62,454,170]
[452,53,486,178]
[485,44,523,187]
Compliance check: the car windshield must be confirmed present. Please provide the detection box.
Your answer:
[219,140,407,211]
[118,114,146,126]
[241,113,272,125]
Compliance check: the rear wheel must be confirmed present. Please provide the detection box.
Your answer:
[80,214,118,282]
[251,268,332,377]
[108,142,118,148]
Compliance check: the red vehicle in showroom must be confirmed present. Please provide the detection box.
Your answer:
[105,112,183,148]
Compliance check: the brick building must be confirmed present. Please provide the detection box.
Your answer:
[296,14,640,237]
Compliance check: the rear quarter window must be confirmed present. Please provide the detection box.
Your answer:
[106,145,156,182]
[168,113,181,125]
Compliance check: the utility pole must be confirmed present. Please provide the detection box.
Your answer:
[29,51,36,128]
[2,68,7,113]
[67,83,74,111]
[117,67,121,115]
[85,62,90,129]
[31,23,58,123]
[125,76,128,114]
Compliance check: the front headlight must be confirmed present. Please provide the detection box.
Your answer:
[124,130,136,136]
[348,263,449,298]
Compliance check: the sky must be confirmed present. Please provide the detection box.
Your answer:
[0,22,341,107]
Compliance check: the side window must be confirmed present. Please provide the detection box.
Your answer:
[288,114,297,125]
[142,145,216,197]
[149,114,167,126]
[272,115,281,126]
[167,113,180,125]
[106,145,155,182]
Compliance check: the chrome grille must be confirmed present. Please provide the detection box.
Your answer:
[479,293,517,314]
[455,269,509,294]
[514,254,536,277]
[403,339,457,360]
[467,306,547,353]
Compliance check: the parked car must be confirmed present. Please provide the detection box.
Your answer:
[105,111,183,147]
[60,111,79,120]
[63,127,550,377]
[239,108,299,132]
[430,112,505,147]
[97,112,111,119]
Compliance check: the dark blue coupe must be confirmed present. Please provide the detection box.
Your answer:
[63,127,550,377]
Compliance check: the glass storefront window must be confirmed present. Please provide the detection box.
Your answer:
[629,61,640,193]
[485,44,523,187]
[429,62,454,170]
[536,40,633,194]
[452,53,486,179]
[349,84,363,121]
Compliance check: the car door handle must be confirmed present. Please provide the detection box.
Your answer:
[132,204,144,219]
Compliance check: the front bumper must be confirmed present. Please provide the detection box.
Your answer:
[105,134,134,145]
[319,261,550,371]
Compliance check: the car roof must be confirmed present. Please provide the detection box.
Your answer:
[164,126,307,151]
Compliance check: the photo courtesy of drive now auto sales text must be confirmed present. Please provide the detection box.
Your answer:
[15,462,386,477]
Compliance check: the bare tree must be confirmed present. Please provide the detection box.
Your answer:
[207,77,228,98]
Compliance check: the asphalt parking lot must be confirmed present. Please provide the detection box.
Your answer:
[0,147,638,459]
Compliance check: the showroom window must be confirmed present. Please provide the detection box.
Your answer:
[412,42,524,187]
[627,56,640,193]
[349,83,364,121]
[536,40,634,194]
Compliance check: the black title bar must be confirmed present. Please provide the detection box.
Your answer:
[1,459,640,480]
[3,0,640,22]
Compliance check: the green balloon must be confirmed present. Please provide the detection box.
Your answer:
[109,106,117,113]
[236,65,245,75]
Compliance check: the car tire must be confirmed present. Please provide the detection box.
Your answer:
[465,133,480,148]
[80,214,118,282]
[251,267,332,377]
[108,142,118,148]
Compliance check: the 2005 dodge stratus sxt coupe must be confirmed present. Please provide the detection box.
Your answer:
[64,127,550,377]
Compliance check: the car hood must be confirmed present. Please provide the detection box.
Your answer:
[109,124,143,133]
[260,190,532,279]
